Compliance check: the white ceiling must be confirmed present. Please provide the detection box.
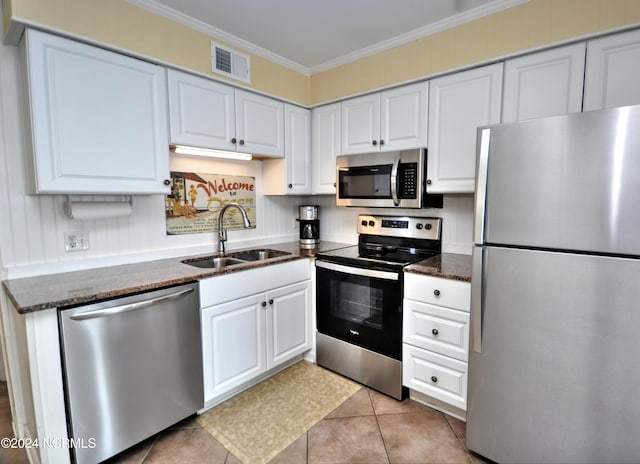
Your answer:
[129,0,525,75]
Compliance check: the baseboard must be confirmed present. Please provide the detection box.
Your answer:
[409,389,466,421]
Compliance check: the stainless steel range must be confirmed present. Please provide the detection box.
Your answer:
[315,214,442,399]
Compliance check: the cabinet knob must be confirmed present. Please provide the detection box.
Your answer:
[426,179,432,185]
[432,328,439,336]
[380,140,384,146]
[372,140,377,146]
[333,183,337,188]
[261,301,267,307]
[163,179,171,186]
[231,137,237,144]
[433,289,441,296]
[431,376,438,383]
[269,299,274,305]
[239,139,245,145]
[288,184,293,189]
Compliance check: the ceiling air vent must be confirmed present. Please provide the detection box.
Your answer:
[211,42,250,83]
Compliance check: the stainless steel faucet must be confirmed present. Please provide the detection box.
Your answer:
[217,203,251,254]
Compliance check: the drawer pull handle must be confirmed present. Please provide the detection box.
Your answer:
[432,328,439,336]
[431,376,438,383]
[433,289,441,296]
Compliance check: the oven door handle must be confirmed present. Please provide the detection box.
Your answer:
[390,155,400,206]
[316,260,399,281]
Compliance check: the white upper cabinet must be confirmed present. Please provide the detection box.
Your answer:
[341,81,428,155]
[584,28,640,111]
[168,70,235,151]
[263,104,311,195]
[235,90,284,158]
[380,82,429,151]
[341,93,380,154]
[427,63,503,193]
[312,103,341,194]
[22,29,170,194]
[168,69,284,158]
[502,43,586,123]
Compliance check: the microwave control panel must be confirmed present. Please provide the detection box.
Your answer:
[399,163,418,199]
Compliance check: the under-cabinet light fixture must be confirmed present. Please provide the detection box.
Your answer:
[170,145,252,161]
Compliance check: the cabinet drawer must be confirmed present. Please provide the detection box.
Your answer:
[404,273,470,311]
[403,299,469,361]
[402,344,467,410]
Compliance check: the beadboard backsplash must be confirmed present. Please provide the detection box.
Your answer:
[309,195,473,254]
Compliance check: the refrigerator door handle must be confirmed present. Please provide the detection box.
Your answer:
[471,246,484,353]
[474,128,491,245]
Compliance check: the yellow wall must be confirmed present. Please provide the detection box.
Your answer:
[6,0,310,105]
[6,0,640,107]
[2,0,11,36]
[311,0,640,104]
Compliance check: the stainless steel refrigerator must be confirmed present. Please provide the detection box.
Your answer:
[468,105,640,463]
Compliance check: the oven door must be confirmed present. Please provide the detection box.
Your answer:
[316,260,403,360]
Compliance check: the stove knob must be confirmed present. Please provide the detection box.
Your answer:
[368,220,375,227]
[426,224,432,230]
[416,223,423,230]
[361,220,368,227]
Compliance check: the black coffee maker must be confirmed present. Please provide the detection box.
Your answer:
[298,205,319,248]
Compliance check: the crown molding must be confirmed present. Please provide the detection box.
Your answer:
[309,0,530,74]
[128,0,529,76]
[127,0,311,75]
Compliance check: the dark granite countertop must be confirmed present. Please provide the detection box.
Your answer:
[2,241,351,314]
[404,253,472,282]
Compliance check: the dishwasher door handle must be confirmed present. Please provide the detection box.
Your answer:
[69,287,195,321]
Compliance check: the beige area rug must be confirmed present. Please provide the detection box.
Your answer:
[197,361,361,464]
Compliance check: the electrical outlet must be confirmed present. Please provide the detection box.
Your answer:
[64,231,89,252]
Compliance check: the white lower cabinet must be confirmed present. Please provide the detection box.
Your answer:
[403,344,468,411]
[200,260,312,405]
[268,281,312,366]
[403,273,470,412]
[202,293,266,402]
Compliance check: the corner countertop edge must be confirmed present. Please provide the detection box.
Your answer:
[404,253,472,282]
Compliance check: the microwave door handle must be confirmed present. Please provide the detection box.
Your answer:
[391,155,400,206]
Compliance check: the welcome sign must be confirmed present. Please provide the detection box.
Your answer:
[165,172,257,235]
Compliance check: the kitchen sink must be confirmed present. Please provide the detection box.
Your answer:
[182,249,291,269]
[183,256,247,269]
[229,249,291,261]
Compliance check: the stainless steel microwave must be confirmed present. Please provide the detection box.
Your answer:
[336,148,442,209]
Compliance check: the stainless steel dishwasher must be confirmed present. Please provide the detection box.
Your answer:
[58,282,203,464]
